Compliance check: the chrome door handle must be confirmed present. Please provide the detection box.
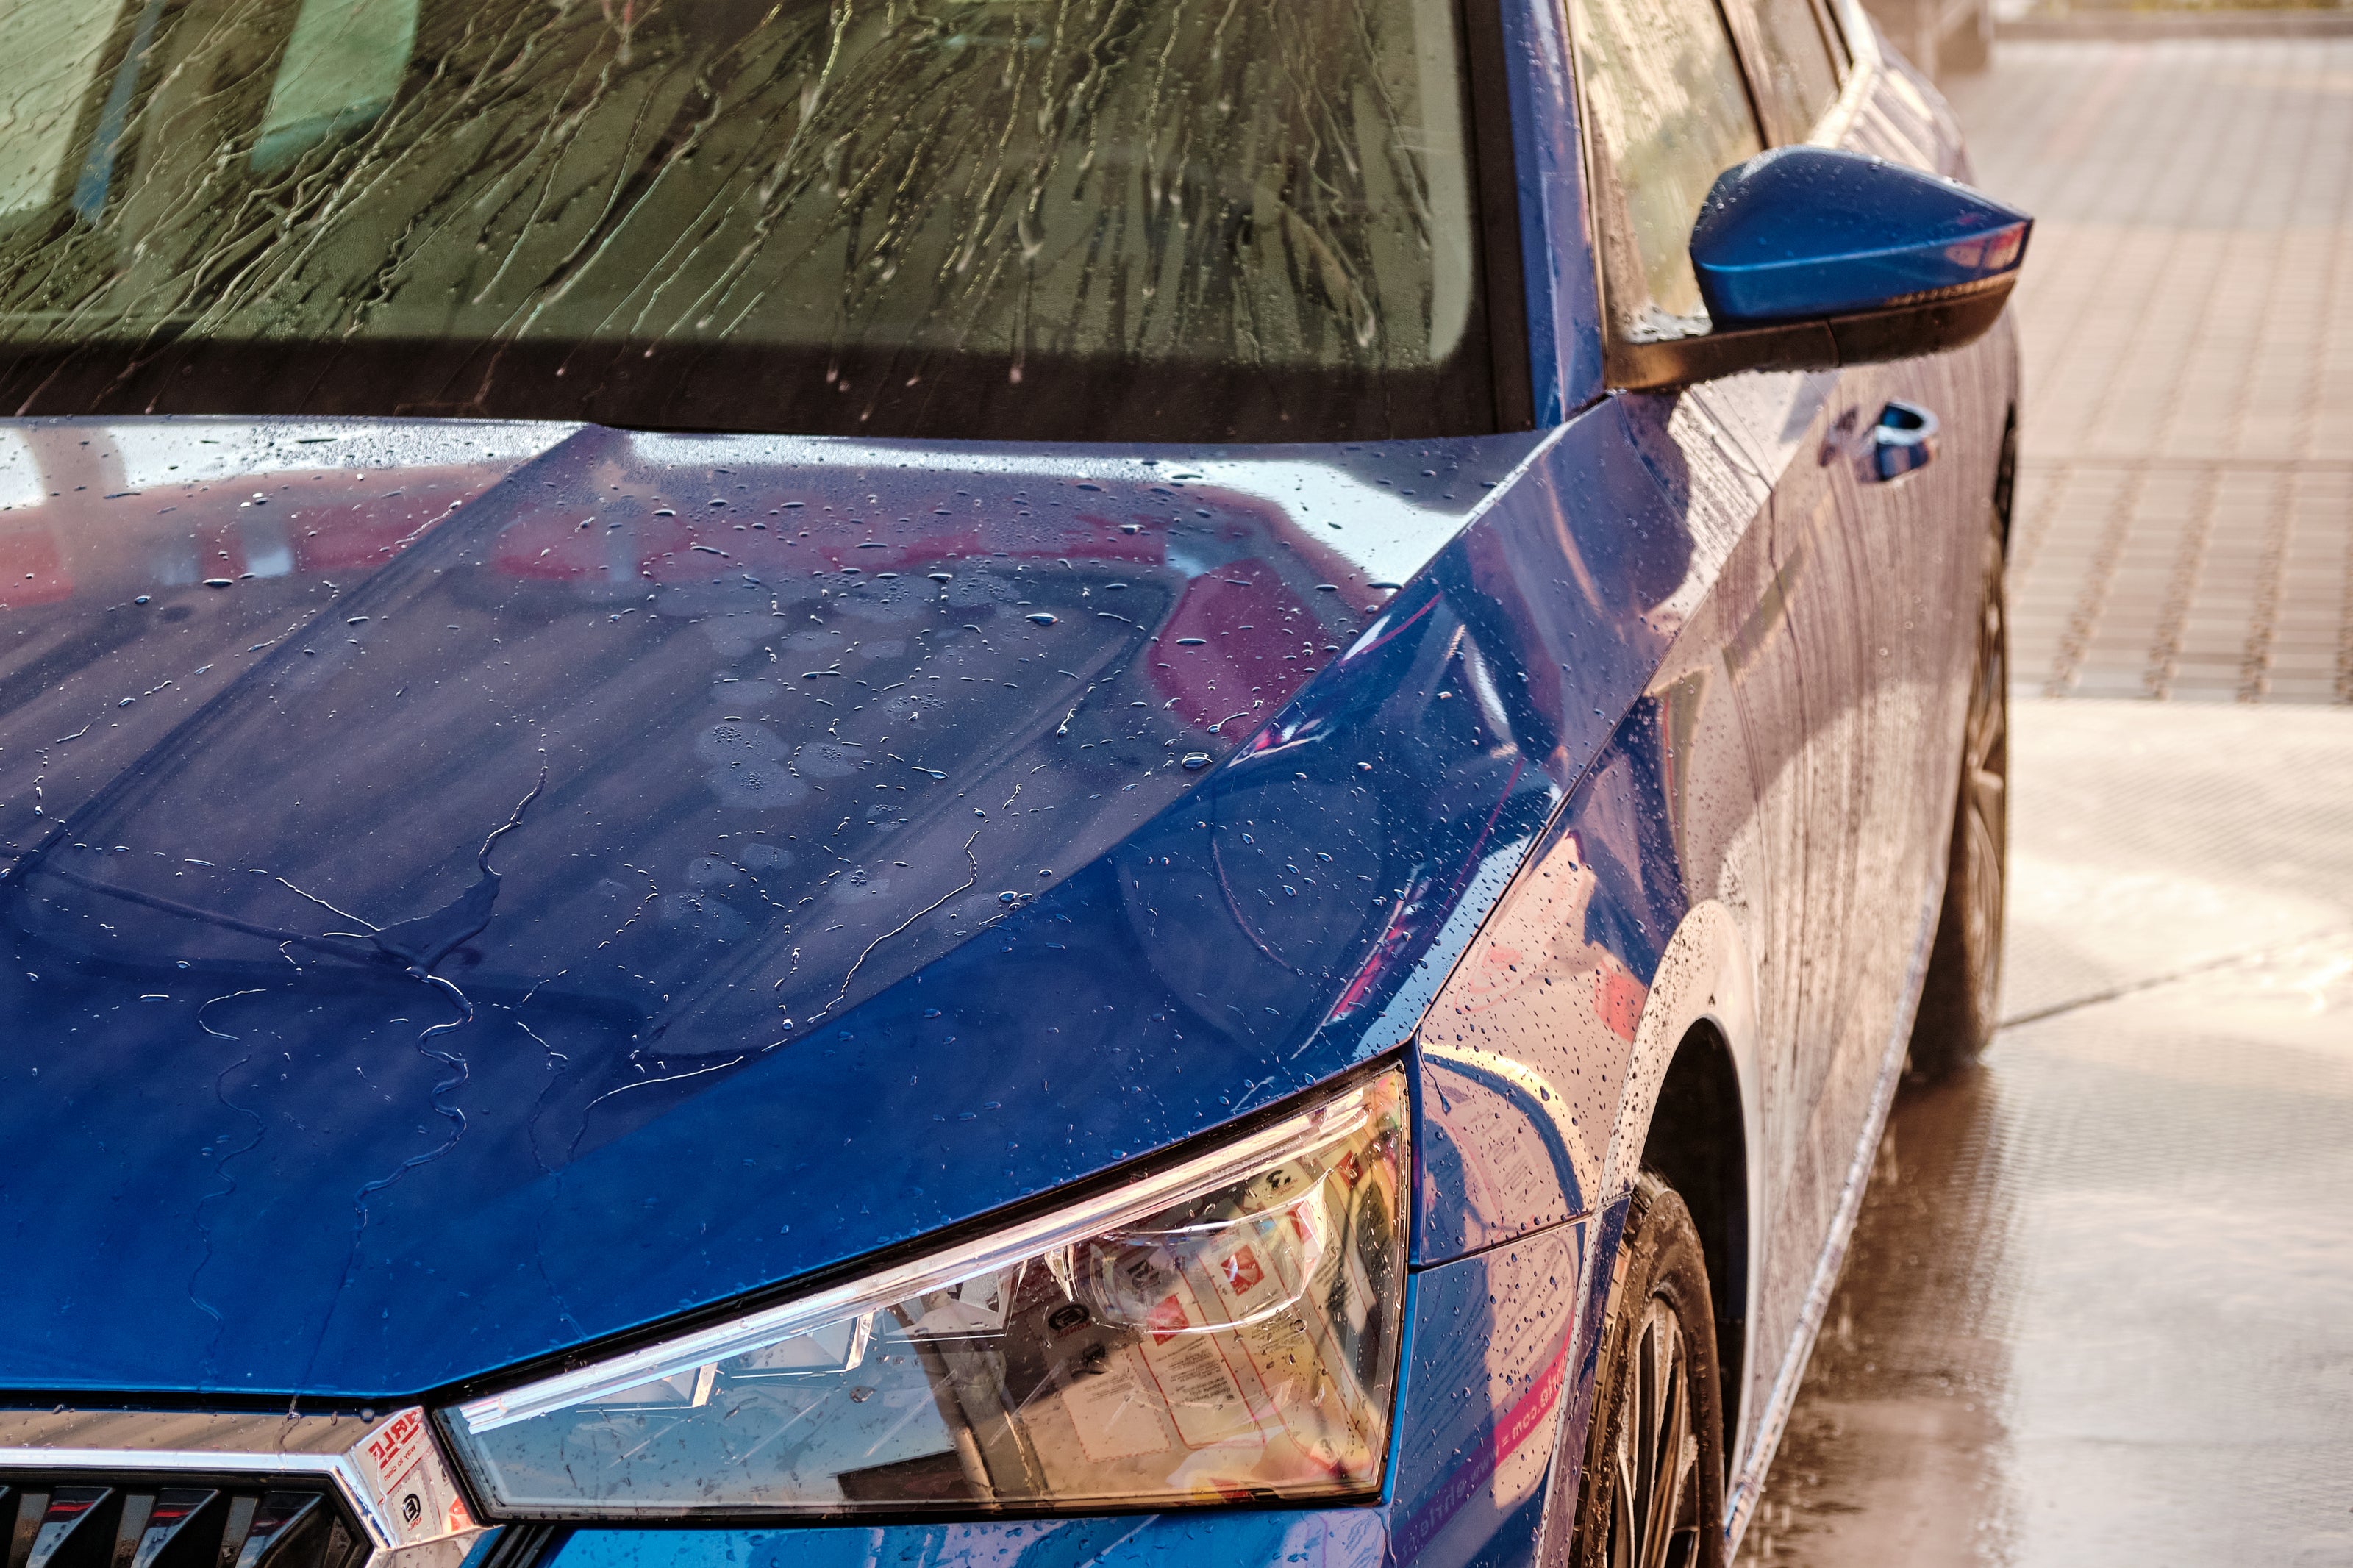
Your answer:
[1871,400,1939,481]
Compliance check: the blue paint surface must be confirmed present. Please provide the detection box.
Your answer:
[0,397,1696,1397]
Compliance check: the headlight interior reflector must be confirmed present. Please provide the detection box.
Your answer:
[444,1070,1408,1517]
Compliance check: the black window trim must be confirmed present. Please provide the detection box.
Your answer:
[1460,0,1539,432]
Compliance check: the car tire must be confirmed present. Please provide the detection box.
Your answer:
[1907,498,2008,1083]
[1566,1173,1726,1568]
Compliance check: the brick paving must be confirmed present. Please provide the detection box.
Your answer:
[1943,40,2353,701]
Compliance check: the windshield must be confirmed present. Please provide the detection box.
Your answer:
[0,0,1493,441]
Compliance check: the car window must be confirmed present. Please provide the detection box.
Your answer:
[0,0,1490,443]
[1750,0,1845,140]
[0,3,120,216]
[1571,0,1764,332]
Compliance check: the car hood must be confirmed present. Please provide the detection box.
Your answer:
[0,416,1556,1398]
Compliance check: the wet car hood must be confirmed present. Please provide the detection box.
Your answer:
[0,417,1552,1398]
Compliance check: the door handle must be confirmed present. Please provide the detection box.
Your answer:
[1871,401,1939,482]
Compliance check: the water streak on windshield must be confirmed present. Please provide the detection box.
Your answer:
[0,0,1490,440]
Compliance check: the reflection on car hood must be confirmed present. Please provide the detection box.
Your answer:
[0,416,1546,1397]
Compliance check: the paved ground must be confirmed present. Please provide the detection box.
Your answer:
[1731,37,2353,1565]
[1736,700,2353,1566]
[1946,40,2353,701]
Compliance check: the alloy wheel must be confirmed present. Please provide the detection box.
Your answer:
[1608,1298,1704,1568]
[1956,529,2008,1035]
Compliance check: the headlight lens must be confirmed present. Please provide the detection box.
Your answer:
[444,1070,1407,1517]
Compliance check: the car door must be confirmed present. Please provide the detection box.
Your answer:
[1563,0,1965,1478]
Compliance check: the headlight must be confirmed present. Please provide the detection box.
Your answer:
[443,1070,1407,1517]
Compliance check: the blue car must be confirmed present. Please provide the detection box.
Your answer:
[0,2,2024,1567]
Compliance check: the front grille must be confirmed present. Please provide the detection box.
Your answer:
[0,1479,366,1568]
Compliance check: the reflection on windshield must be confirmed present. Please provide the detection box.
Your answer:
[0,0,1489,441]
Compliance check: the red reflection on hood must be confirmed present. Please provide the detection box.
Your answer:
[1140,487,1365,734]
[0,523,70,606]
[490,493,1171,586]
[292,475,489,573]
[484,475,1383,742]
[1153,562,1323,733]
[489,503,607,581]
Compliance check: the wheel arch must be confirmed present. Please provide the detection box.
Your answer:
[1599,899,1762,1475]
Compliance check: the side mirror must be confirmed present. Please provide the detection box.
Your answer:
[1610,146,2031,390]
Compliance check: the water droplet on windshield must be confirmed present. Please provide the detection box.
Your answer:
[1025,612,1057,626]
[1181,752,1212,770]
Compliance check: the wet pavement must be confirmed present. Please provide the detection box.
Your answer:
[1735,698,2353,1564]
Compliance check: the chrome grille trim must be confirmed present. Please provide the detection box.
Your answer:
[0,1481,358,1568]
[0,1411,488,1568]
[0,1453,354,1482]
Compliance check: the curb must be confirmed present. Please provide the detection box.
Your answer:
[1999,9,2353,37]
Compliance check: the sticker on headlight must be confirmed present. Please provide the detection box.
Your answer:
[1060,1345,1174,1461]
[357,1408,478,1544]
[444,1070,1407,1517]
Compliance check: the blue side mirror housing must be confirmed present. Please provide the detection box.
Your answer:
[1692,146,2030,325]
[1610,146,2032,390]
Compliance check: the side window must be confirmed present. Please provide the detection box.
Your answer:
[1750,0,1845,140]
[1571,0,1764,334]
